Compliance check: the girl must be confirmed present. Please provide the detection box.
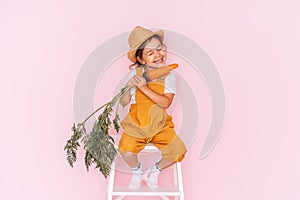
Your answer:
[119,26,187,189]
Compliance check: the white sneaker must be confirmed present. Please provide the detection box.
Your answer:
[128,163,142,189]
[142,164,161,188]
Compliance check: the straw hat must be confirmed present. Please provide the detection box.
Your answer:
[127,26,164,63]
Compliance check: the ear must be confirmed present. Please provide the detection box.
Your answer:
[137,56,145,64]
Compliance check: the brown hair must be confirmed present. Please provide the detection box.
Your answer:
[128,34,164,70]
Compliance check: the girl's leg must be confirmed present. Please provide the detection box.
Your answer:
[157,158,175,169]
[121,151,142,189]
[118,133,146,189]
[121,151,139,168]
[143,158,176,188]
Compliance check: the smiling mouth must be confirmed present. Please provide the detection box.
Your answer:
[154,58,163,64]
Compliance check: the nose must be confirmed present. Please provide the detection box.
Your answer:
[153,49,162,58]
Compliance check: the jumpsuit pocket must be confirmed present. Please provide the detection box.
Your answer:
[120,113,145,139]
[147,104,167,137]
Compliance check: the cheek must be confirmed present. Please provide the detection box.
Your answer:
[144,55,154,62]
[160,51,167,56]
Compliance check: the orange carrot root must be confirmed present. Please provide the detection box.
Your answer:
[143,63,179,82]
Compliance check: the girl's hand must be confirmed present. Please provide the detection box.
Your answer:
[133,75,147,88]
[126,75,147,88]
[125,76,136,87]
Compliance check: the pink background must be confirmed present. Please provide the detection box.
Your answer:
[1,0,299,200]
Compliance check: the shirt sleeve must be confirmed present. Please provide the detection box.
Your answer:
[164,71,176,94]
[126,69,136,103]
[126,69,136,81]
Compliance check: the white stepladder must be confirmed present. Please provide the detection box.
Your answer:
[107,144,184,200]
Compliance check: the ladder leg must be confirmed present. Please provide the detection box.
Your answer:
[177,163,184,200]
[174,162,179,187]
[107,159,116,200]
[160,196,170,200]
[174,163,179,200]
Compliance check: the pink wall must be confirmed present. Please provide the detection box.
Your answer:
[1,0,299,199]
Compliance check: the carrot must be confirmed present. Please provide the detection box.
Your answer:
[143,63,179,82]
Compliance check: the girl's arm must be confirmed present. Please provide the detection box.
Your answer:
[119,89,131,107]
[139,86,174,109]
[119,70,136,107]
[132,75,174,109]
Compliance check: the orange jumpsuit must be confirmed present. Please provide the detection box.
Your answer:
[118,67,187,162]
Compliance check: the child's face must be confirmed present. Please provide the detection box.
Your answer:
[138,37,167,69]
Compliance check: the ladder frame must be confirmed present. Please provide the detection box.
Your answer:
[106,145,184,200]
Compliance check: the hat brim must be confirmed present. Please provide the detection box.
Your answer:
[127,30,164,63]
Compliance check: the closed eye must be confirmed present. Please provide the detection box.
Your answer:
[147,51,153,56]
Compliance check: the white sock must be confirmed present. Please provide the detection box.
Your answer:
[143,162,161,188]
[129,162,142,189]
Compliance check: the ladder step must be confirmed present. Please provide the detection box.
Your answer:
[112,186,180,196]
